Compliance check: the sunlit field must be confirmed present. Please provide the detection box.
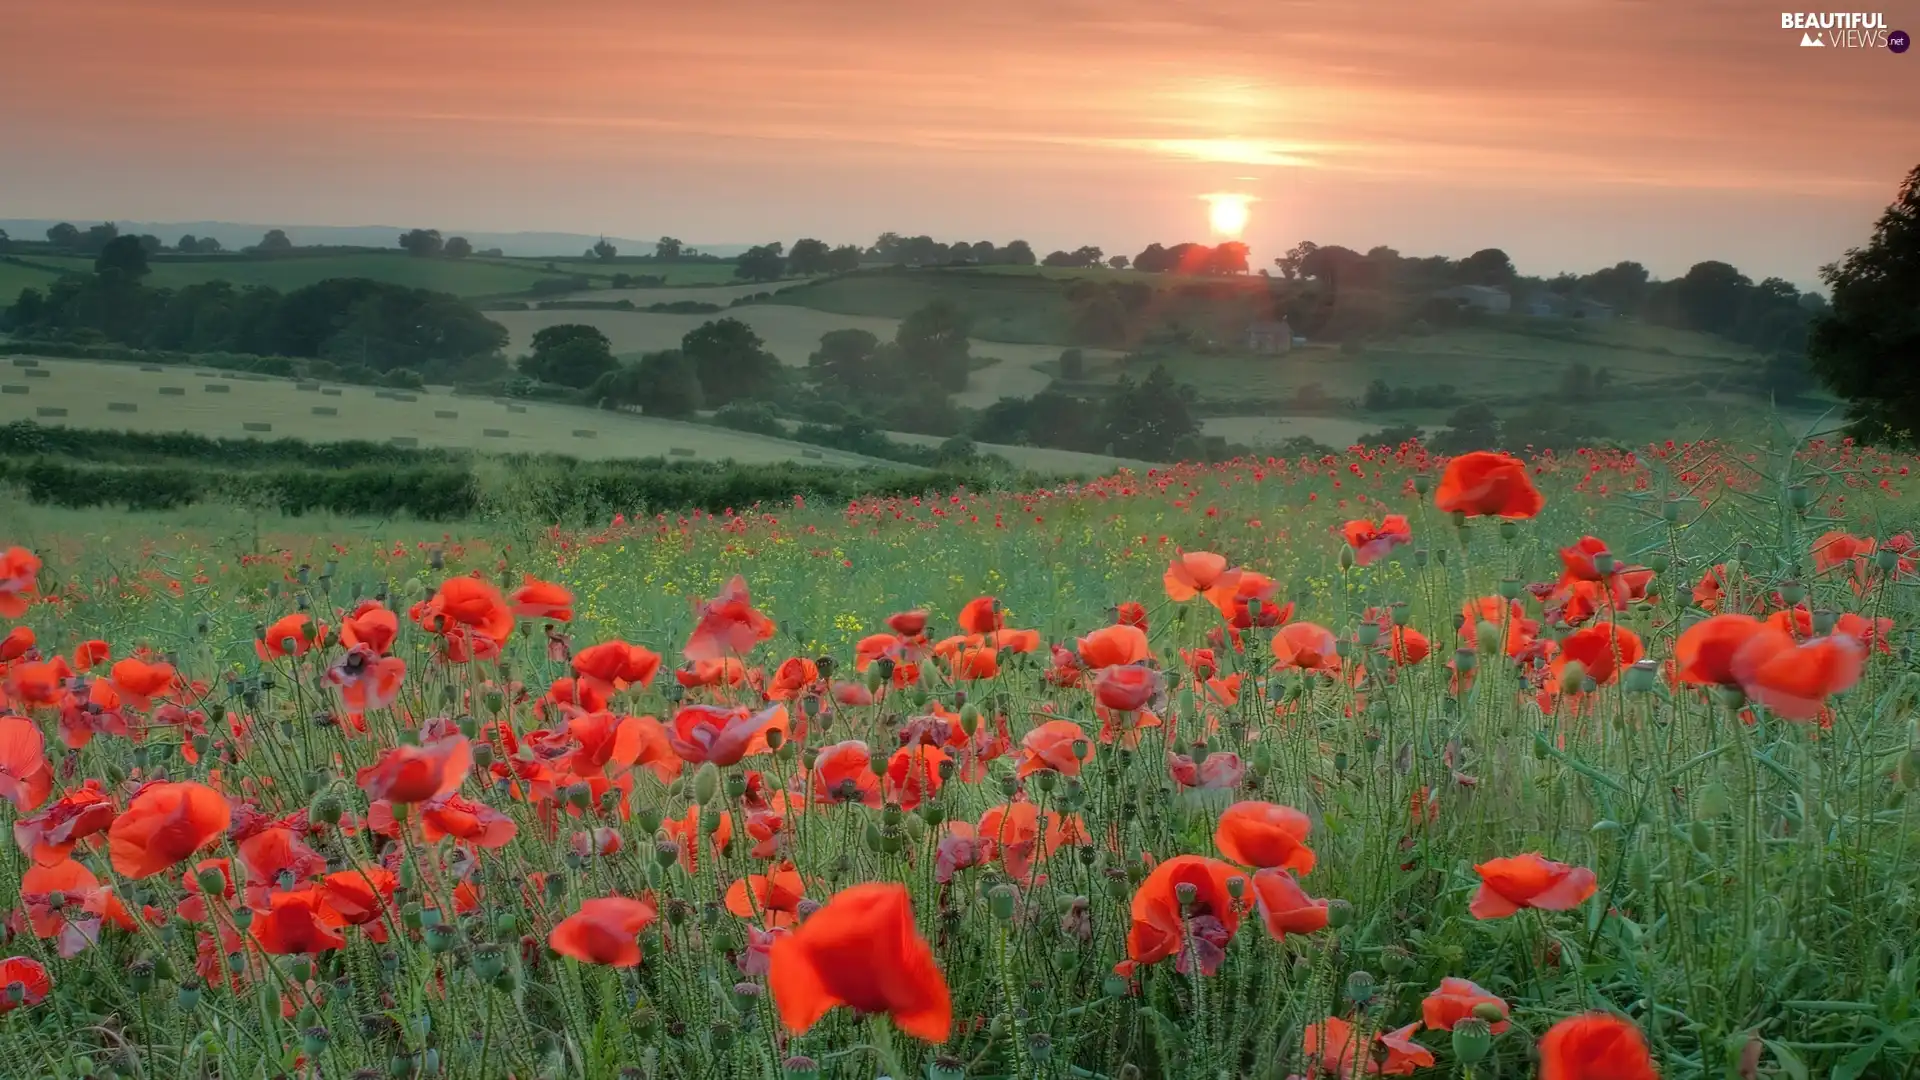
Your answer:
[2,436,1918,1079]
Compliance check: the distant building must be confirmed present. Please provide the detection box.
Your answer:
[1574,298,1613,320]
[1432,285,1511,314]
[1245,319,1293,355]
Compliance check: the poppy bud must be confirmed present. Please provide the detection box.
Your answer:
[1334,751,1349,773]
[1344,970,1375,1005]
[1475,621,1502,656]
[1453,648,1478,674]
[1355,622,1381,646]
[864,822,885,852]
[1813,609,1838,636]
[693,763,720,806]
[1413,548,1429,568]
[959,704,982,736]
[1558,661,1589,696]
[1498,521,1519,542]
[1786,483,1812,509]
[1649,551,1670,573]
[1339,546,1355,570]
[1878,548,1901,572]
[1452,1017,1493,1064]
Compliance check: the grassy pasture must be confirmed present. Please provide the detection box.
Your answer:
[510,257,745,285]
[0,356,894,467]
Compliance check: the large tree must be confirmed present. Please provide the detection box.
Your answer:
[682,318,780,405]
[787,238,831,276]
[94,235,151,283]
[1809,164,1920,444]
[519,324,617,387]
[257,229,294,252]
[734,243,787,282]
[896,299,973,392]
[399,229,444,257]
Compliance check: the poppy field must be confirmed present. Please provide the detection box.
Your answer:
[1,436,1918,1080]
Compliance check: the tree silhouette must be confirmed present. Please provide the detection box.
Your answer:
[1809,164,1920,444]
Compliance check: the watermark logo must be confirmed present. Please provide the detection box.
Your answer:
[1780,12,1902,48]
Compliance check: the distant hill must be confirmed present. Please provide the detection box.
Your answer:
[0,220,752,259]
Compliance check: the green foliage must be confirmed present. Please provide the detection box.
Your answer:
[1102,364,1199,458]
[682,318,782,406]
[6,270,509,382]
[897,299,974,392]
[734,242,788,283]
[1810,163,1920,444]
[518,325,618,389]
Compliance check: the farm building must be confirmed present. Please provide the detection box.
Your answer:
[1432,285,1512,313]
[1245,319,1293,355]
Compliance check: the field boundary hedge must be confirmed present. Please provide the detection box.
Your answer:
[0,421,1051,519]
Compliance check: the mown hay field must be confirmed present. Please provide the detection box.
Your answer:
[0,356,890,466]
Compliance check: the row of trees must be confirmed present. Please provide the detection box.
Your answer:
[734,240,864,282]
[518,318,781,417]
[971,365,1201,459]
[1134,242,1251,275]
[2,238,507,380]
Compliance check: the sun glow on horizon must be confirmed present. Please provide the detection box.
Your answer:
[1203,192,1255,237]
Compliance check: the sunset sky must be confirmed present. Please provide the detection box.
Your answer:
[5,0,1915,285]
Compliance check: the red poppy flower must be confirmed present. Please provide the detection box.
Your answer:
[1812,530,1875,574]
[0,546,42,619]
[108,658,177,710]
[69,638,108,670]
[1423,977,1511,1033]
[1539,1012,1658,1080]
[251,888,347,954]
[1164,551,1242,605]
[767,657,821,700]
[13,778,115,865]
[548,896,659,967]
[1078,624,1152,670]
[0,955,51,1012]
[1729,627,1866,721]
[22,857,135,956]
[418,793,518,848]
[949,646,1000,681]
[326,646,407,715]
[809,740,882,806]
[237,827,328,902]
[667,704,785,766]
[571,641,662,694]
[887,610,929,637]
[1271,622,1339,672]
[355,735,473,804]
[1249,868,1328,939]
[684,576,777,662]
[977,800,1088,881]
[339,601,400,655]
[1168,750,1244,790]
[1126,854,1248,974]
[1214,801,1316,872]
[1093,663,1162,712]
[513,576,575,621]
[956,596,1003,634]
[1113,601,1149,630]
[1435,451,1544,519]
[1551,622,1644,686]
[1305,1016,1434,1077]
[1017,719,1092,778]
[1343,514,1412,566]
[0,715,53,812]
[318,866,397,928]
[256,614,327,660]
[884,744,949,810]
[769,882,951,1042]
[1674,614,1764,687]
[1470,853,1597,919]
[725,864,807,927]
[418,576,514,644]
[108,781,233,880]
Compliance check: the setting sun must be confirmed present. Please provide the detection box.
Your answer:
[1204,193,1254,237]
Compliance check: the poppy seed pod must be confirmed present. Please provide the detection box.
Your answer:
[1623,659,1658,693]
[1344,970,1375,1004]
[692,763,720,805]
[1779,581,1807,606]
[1452,1017,1493,1064]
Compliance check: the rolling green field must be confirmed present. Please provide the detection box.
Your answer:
[513,257,747,285]
[0,355,893,466]
[0,258,66,300]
